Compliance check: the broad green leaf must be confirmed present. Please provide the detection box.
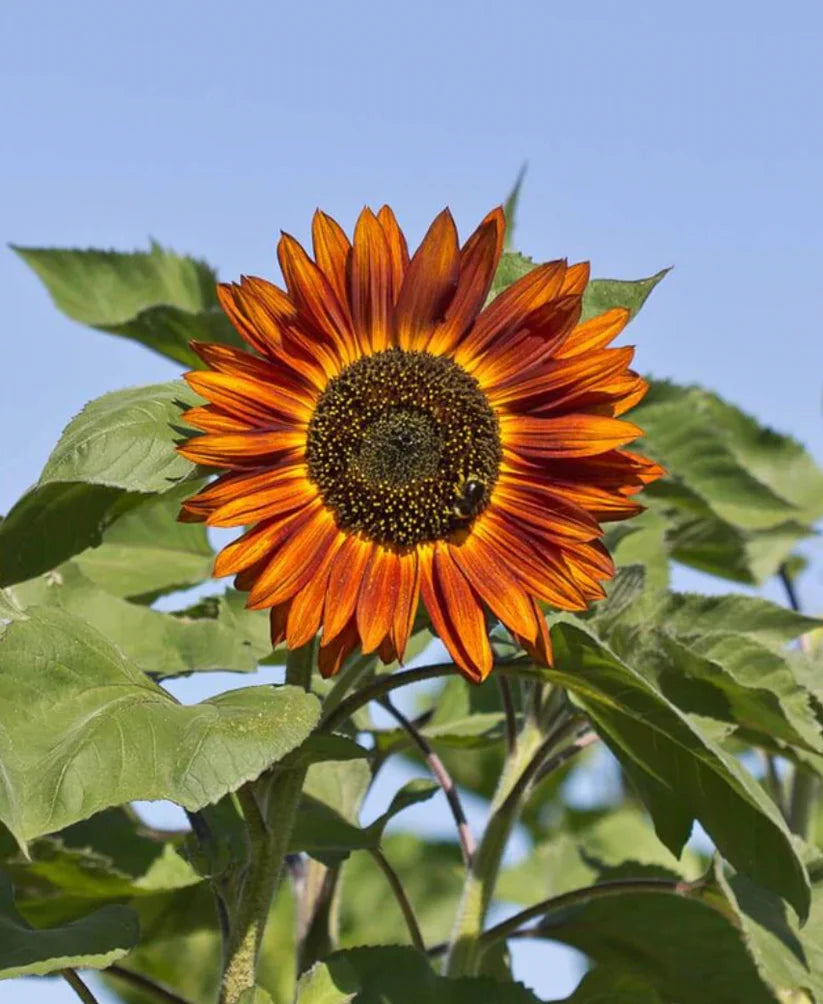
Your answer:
[558,967,665,1003]
[541,624,810,919]
[39,381,199,492]
[340,835,463,948]
[535,879,778,1004]
[635,382,823,583]
[580,268,670,323]
[295,946,542,1003]
[8,564,270,677]
[14,242,244,367]
[0,482,137,587]
[374,712,506,752]
[72,484,213,600]
[605,507,670,591]
[0,608,320,847]
[0,871,139,978]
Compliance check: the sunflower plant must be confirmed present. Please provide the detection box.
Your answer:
[3,195,823,1004]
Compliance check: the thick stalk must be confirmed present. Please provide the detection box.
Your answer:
[445,721,545,976]
[219,643,314,1004]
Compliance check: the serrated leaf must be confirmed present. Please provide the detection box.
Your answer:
[8,564,270,677]
[635,382,823,583]
[0,871,139,978]
[0,608,320,847]
[13,242,244,367]
[39,381,199,492]
[295,946,542,1003]
[579,269,669,323]
[540,623,810,919]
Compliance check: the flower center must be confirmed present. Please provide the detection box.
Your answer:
[306,348,502,546]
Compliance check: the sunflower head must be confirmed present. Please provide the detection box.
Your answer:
[178,206,663,682]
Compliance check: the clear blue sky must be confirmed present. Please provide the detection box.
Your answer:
[3,0,823,1000]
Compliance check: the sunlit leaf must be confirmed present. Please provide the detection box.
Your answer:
[0,608,319,848]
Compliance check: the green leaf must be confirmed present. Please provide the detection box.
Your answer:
[536,879,778,1004]
[13,242,244,367]
[72,484,213,600]
[542,624,810,919]
[502,165,527,248]
[295,946,542,1003]
[8,564,270,677]
[558,967,665,1004]
[635,382,823,583]
[0,608,320,848]
[0,871,139,978]
[579,269,670,323]
[0,482,137,587]
[39,381,198,492]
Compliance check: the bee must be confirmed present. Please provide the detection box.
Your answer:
[453,477,486,520]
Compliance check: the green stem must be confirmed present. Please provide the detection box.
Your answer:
[61,969,100,1004]
[218,642,314,1004]
[445,720,546,976]
[106,965,193,1003]
[479,876,701,948]
[369,847,426,952]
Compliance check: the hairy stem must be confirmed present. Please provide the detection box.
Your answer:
[219,642,313,1004]
[380,696,476,865]
[369,847,426,952]
[62,970,100,1004]
[498,678,518,755]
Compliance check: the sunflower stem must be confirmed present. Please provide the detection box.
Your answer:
[444,707,582,977]
[218,642,314,1004]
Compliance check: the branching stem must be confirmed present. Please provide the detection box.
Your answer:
[368,847,426,952]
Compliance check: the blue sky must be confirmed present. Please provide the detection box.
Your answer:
[3,0,823,1000]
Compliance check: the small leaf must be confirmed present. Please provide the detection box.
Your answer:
[580,269,670,323]
[0,871,139,978]
[13,242,244,367]
[0,608,320,847]
[502,164,527,248]
[239,989,275,1004]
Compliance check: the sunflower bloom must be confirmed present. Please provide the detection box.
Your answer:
[177,207,663,682]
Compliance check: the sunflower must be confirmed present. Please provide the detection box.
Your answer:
[177,207,663,682]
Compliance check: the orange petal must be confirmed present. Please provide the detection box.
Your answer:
[351,208,395,354]
[493,481,601,542]
[184,370,312,425]
[277,232,353,352]
[318,617,360,678]
[181,404,250,433]
[513,597,553,666]
[428,207,505,355]
[323,535,375,642]
[420,544,492,683]
[395,209,460,350]
[312,210,353,325]
[213,511,311,578]
[391,550,421,660]
[177,428,305,467]
[556,308,630,358]
[286,532,346,647]
[449,533,537,641]
[560,261,590,296]
[207,470,315,528]
[377,205,410,299]
[247,508,337,609]
[501,414,642,458]
[356,546,400,653]
[453,259,567,367]
[217,283,281,358]
[270,601,292,646]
